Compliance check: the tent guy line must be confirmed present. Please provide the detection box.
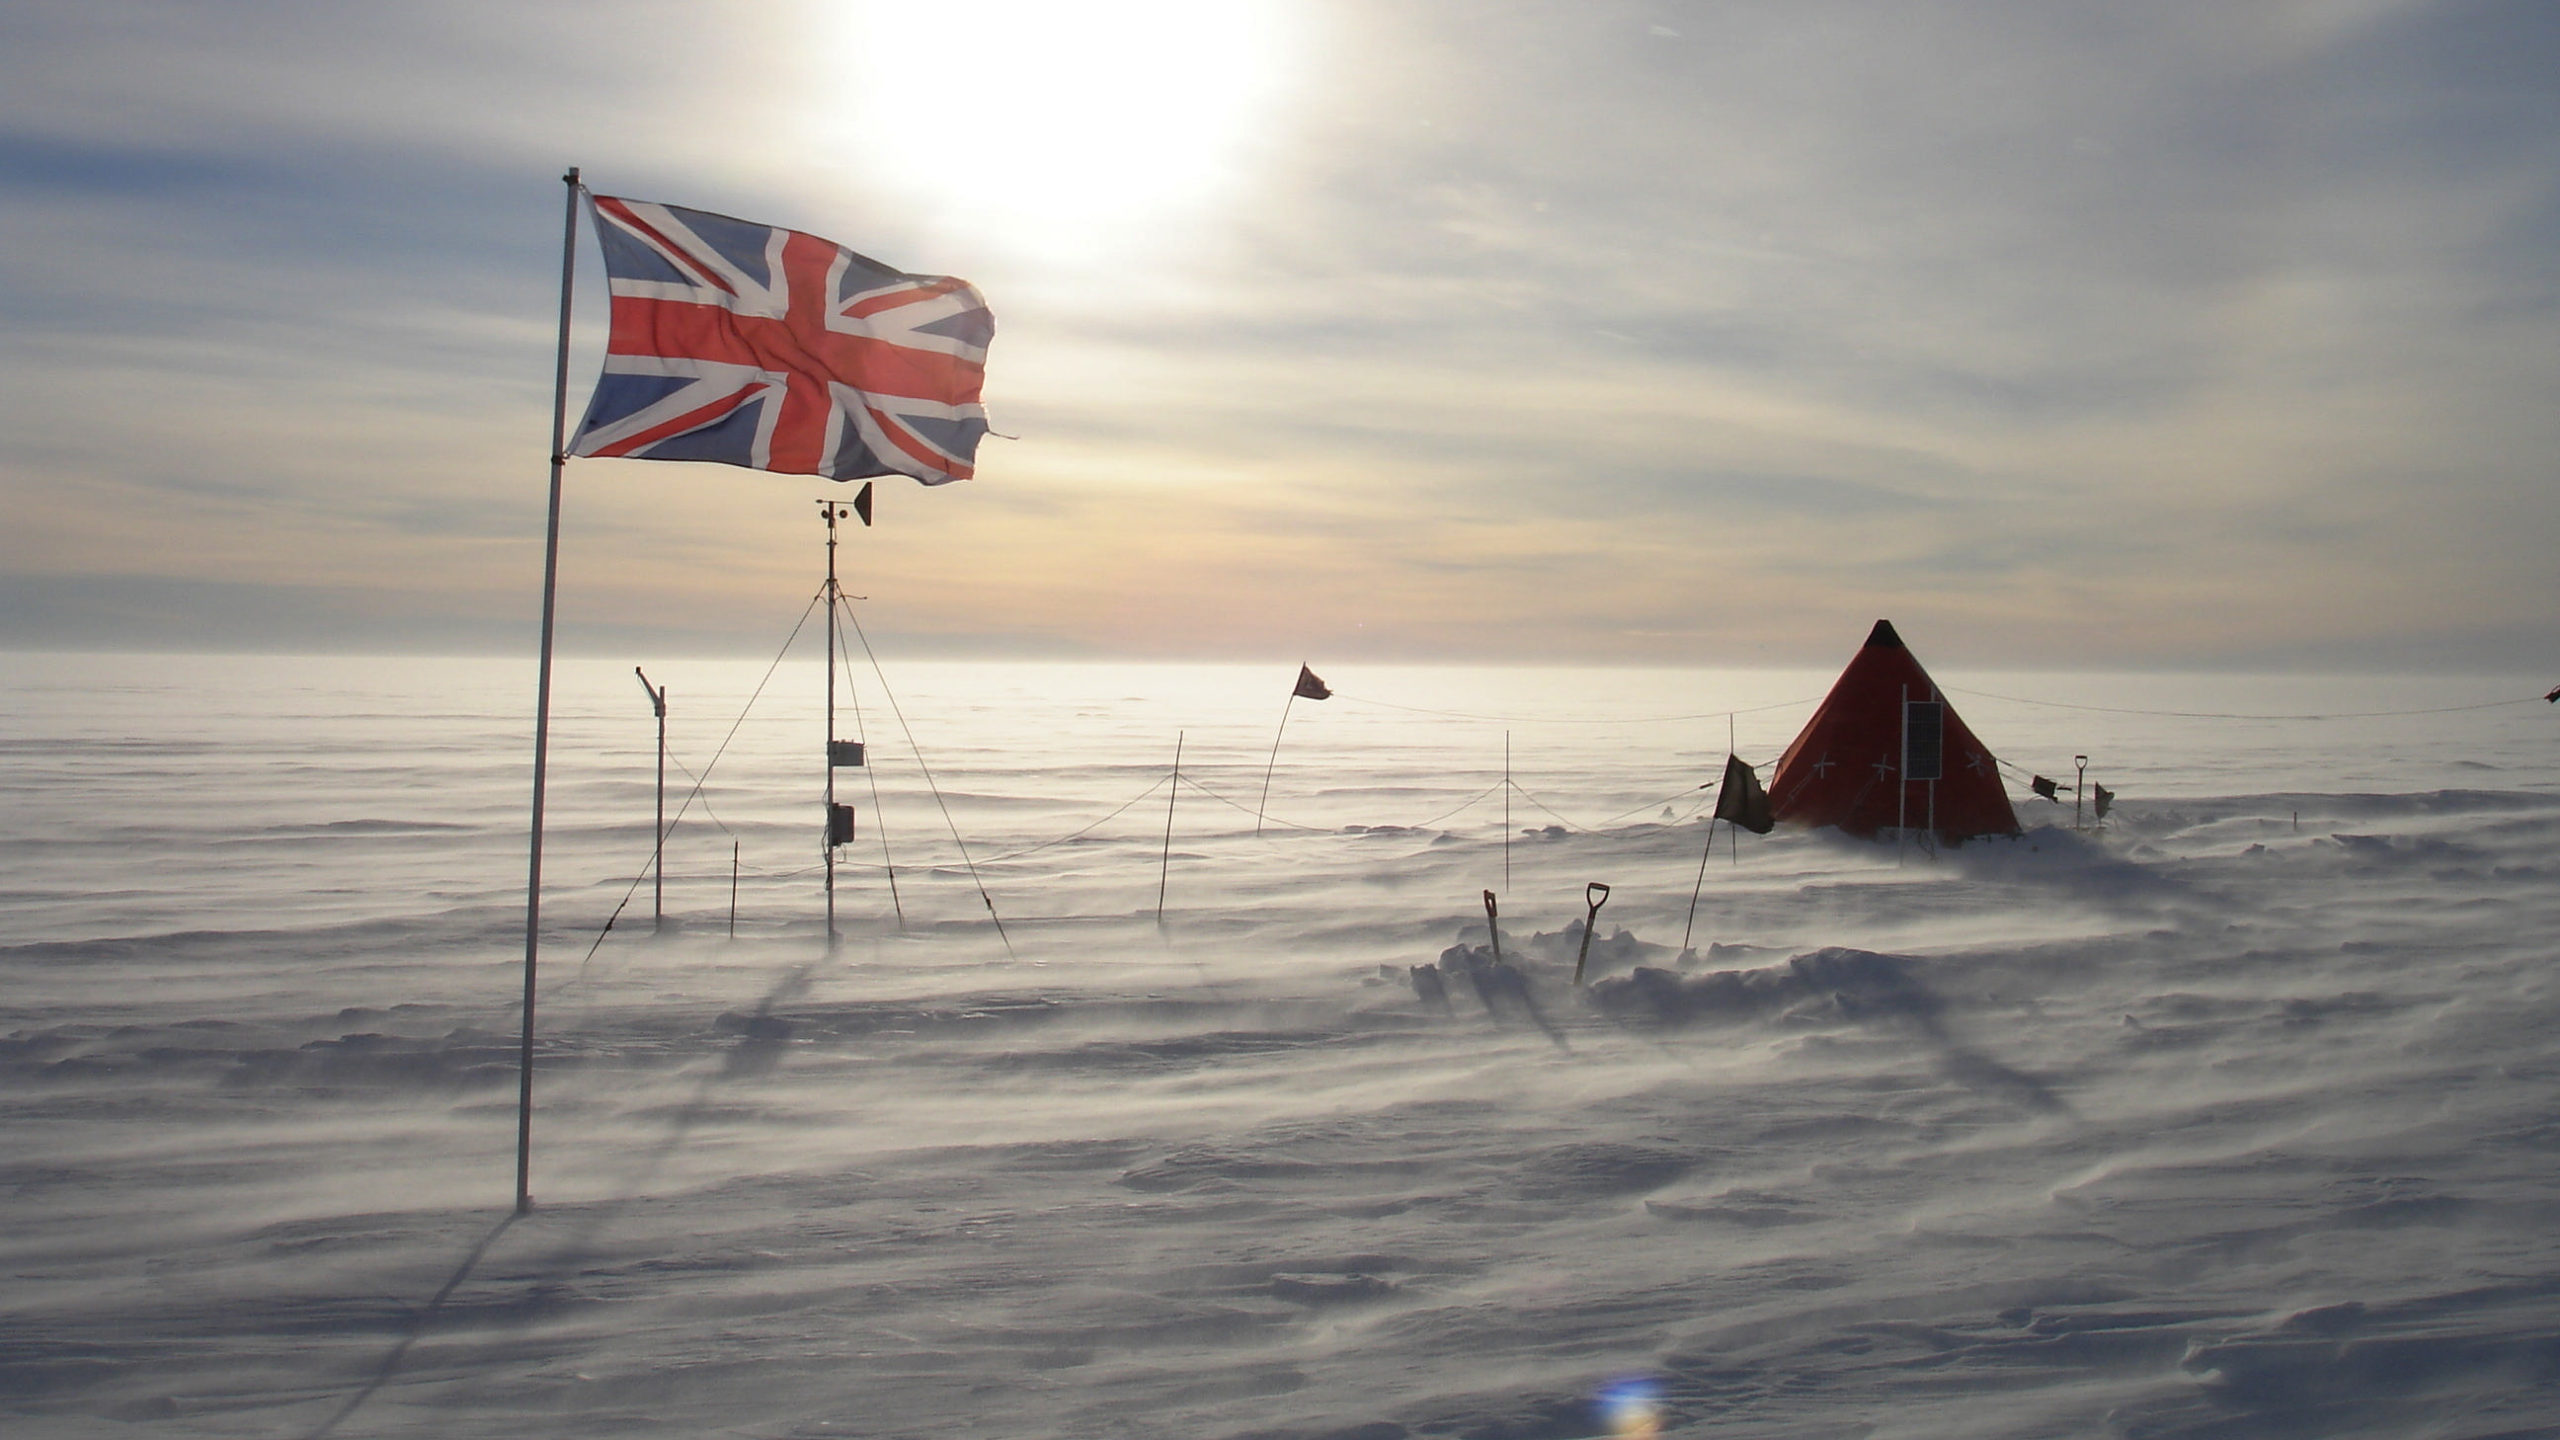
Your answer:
[837,594,1015,960]
[1331,690,1825,727]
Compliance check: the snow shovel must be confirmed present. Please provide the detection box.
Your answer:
[1482,889,1503,966]
[1572,882,1611,985]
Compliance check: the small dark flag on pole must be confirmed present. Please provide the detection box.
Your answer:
[2546,684,2559,703]
[2092,783,2115,821]
[1713,753,1775,834]
[2031,775,2061,803]
[1258,665,1330,834]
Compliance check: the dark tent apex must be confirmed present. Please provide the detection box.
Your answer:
[1864,619,1904,649]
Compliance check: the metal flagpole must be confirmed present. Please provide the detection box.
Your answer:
[823,499,844,950]
[517,163,581,1215]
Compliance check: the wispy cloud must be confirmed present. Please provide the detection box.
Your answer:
[2,0,2553,667]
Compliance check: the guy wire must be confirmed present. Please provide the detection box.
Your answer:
[837,593,1016,960]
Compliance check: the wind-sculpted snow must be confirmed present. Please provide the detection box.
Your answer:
[3,655,2557,1437]
[1587,946,1945,1027]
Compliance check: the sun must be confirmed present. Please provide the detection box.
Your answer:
[827,0,1299,259]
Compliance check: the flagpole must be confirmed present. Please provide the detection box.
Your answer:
[518,164,581,1215]
[1255,694,1295,837]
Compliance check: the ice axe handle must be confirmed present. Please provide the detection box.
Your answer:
[1573,882,1611,985]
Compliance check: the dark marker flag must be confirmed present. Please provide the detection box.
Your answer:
[571,195,994,485]
[2092,783,2115,820]
[1713,753,1776,834]
[2031,775,2060,803]
[1258,665,1330,833]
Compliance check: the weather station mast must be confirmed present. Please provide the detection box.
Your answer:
[820,484,874,950]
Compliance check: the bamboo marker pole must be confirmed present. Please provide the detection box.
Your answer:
[1896,685,1909,867]
[1681,819,1713,955]
[1157,732,1183,922]
[1730,713,1740,867]
[635,667,667,932]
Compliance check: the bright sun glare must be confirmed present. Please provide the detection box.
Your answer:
[836,0,1296,257]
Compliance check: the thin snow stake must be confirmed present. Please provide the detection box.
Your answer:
[635,667,668,931]
[1157,731,1183,923]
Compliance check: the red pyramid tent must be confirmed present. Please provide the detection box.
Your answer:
[1767,620,2021,843]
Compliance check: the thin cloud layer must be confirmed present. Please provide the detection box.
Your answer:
[1,0,2553,667]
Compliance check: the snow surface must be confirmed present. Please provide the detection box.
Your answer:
[4,652,2558,1439]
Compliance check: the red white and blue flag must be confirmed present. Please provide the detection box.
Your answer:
[570,194,993,485]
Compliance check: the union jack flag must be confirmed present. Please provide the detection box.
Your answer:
[569,194,993,484]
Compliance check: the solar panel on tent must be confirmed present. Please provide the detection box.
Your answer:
[1903,700,1944,782]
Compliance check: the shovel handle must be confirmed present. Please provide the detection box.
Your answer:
[1482,889,1502,965]
[1572,882,1611,986]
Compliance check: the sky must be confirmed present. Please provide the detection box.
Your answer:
[1,0,2555,670]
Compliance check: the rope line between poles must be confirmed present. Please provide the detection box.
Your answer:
[980,774,1173,864]
[1333,689,1822,726]
[1942,684,2546,722]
